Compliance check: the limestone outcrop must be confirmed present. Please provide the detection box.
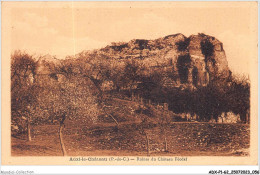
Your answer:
[35,33,231,88]
[97,33,231,88]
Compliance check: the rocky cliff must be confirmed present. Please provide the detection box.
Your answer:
[35,33,231,88]
[99,33,230,87]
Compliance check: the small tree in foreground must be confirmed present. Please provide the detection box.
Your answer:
[36,76,100,156]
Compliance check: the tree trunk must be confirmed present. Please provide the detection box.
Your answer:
[144,130,150,157]
[27,117,32,141]
[164,136,168,152]
[162,127,168,152]
[102,106,119,127]
[59,122,67,156]
[161,124,168,152]
[131,92,134,101]
[116,85,120,92]
[210,115,214,121]
[107,113,119,127]
[246,112,249,124]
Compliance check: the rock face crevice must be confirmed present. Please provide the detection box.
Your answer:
[173,34,230,87]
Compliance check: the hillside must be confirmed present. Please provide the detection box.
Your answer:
[13,33,249,124]
[35,33,231,89]
[76,33,230,87]
[11,33,250,157]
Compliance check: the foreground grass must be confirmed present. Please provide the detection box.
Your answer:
[12,122,249,157]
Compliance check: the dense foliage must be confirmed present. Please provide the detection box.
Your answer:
[11,49,250,137]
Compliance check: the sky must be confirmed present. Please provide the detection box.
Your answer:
[6,2,258,76]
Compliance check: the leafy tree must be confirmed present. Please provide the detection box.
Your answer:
[11,51,37,140]
[122,60,143,95]
[225,75,250,123]
[59,56,122,126]
[35,76,100,156]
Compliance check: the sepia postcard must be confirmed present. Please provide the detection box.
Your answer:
[1,1,258,166]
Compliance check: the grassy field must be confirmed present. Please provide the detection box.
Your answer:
[12,121,249,157]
